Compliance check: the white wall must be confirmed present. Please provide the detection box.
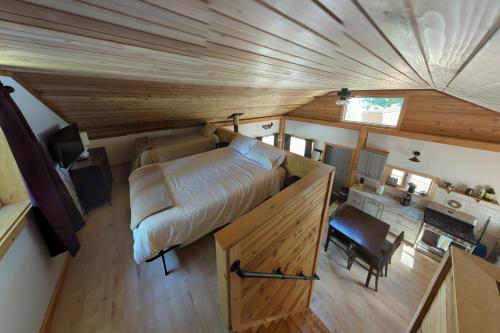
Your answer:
[366,133,500,195]
[0,213,65,333]
[224,119,280,139]
[0,76,68,333]
[0,77,67,144]
[367,132,500,238]
[285,120,359,160]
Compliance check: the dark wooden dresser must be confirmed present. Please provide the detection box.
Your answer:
[69,147,112,212]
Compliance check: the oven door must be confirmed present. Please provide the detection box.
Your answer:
[416,224,460,259]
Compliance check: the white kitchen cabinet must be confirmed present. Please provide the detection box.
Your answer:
[356,149,388,181]
[347,189,365,210]
[380,207,422,244]
[362,198,383,219]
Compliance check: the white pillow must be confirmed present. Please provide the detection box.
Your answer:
[229,135,257,155]
[199,124,217,137]
[245,141,286,170]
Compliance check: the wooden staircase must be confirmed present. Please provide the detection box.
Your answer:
[237,310,331,333]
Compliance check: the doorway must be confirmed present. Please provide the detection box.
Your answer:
[322,143,354,199]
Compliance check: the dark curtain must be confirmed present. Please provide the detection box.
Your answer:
[283,134,292,151]
[0,82,84,256]
[273,133,279,147]
[304,139,314,158]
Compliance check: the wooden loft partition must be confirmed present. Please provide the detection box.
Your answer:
[407,247,500,332]
[213,128,334,332]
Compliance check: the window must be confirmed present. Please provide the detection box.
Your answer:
[0,127,30,259]
[386,167,434,196]
[262,135,275,146]
[343,97,404,127]
[289,136,306,156]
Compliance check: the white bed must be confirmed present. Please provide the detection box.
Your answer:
[131,147,285,264]
[133,132,218,169]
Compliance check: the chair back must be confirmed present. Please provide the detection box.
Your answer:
[392,231,404,254]
[380,231,404,267]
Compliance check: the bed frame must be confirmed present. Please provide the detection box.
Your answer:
[144,128,334,288]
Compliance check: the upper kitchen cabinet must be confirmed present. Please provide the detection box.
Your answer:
[357,148,389,181]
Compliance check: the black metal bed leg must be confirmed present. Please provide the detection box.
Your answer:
[160,251,168,276]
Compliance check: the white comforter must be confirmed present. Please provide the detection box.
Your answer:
[132,147,285,264]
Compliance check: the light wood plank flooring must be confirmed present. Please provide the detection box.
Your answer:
[47,165,437,333]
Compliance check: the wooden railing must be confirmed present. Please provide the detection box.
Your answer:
[213,130,334,331]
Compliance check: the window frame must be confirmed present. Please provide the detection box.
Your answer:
[0,127,31,260]
[341,95,408,129]
[261,134,277,146]
[384,165,437,199]
[289,135,307,156]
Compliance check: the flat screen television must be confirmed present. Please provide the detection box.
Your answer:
[51,124,84,168]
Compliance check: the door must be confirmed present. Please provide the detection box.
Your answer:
[324,144,353,195]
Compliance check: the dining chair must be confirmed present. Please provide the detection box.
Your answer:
[347,231,404,291]
[324,203,353,258]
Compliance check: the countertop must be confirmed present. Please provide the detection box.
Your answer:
[351,184,425,221]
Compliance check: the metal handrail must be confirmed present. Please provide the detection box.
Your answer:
[230,260,319,281]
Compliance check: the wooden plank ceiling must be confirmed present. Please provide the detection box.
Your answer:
[288,90,500,144]
[0,0,498,138]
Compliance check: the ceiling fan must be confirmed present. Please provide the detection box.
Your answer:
[335,88,352,106]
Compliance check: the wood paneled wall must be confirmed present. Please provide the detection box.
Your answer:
[12,72,326,138]
[215,146,333,331]
[287,90,500,144]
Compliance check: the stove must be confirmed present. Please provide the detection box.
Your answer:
[416,202,476,260]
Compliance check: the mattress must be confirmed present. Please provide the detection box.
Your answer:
[132,133,218,169]
[132,147,285,264]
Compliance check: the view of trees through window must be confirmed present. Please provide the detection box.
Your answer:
[343,97,404,127]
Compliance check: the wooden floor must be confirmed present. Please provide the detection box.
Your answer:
[47,165,437,333]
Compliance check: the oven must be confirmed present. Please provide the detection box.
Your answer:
[416,202,476,261]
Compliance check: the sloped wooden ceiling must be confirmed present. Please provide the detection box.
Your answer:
[12,72,324,138]
[288,90,500,144]
[0,0,499,137]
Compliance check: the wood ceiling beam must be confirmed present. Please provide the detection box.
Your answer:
[284,115,500,153]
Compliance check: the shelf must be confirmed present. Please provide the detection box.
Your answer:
[437,185,498,206]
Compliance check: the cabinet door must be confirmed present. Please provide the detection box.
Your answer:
[362,198,383,218]
[367,152,387,181]
[357,149,372,176]
[347,190,365,210]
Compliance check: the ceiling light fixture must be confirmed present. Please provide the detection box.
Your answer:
[409,151,421,163]
[336,88,352,106]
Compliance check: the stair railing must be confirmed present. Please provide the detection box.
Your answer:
[230,260,319,281]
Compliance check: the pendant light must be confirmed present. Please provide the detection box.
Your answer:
[409,151,421,163]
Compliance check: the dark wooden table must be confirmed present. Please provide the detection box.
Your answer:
[330,205,390,288]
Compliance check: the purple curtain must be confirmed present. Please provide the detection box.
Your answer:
[0,81,83,256]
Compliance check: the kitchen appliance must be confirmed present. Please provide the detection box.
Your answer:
[401,193,412,206]
[416,202,476,261]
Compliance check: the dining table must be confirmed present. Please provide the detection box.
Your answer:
[330,205,390,288]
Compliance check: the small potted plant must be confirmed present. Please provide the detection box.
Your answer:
[443,181,454,193]
[483,187,496,201]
